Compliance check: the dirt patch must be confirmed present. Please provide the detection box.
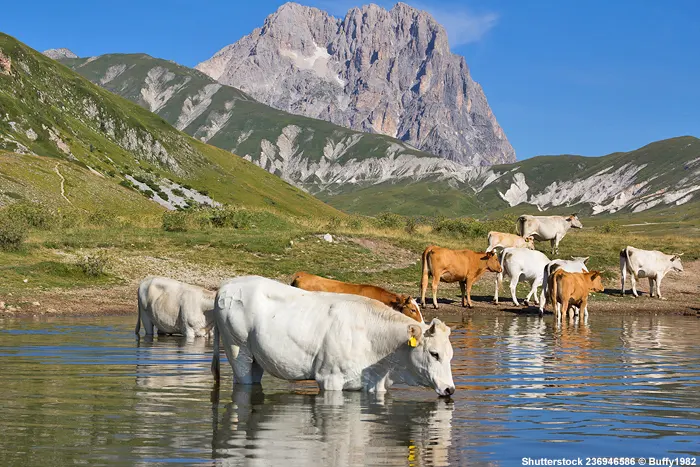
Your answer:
[342,237,418,272]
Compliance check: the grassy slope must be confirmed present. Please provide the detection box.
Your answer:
[0,33,339,218]
[327,137,700,218]
[61,53,436,167]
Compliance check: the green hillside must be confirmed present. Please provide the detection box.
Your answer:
[0,33,339,218]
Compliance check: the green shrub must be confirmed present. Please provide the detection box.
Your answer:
[326,216,342,230]
[56,208,84,229]
[346,215,365,230]
[374,212,404,229]
[162,211,188,232]
[156,190,169,201]
[76,251,110,277]
[434,217,488,238]
[6,202,56,229]
[0,212,28,251]
[484,214,518,234]
[595,221,622,234]
[209,206,253,229]
[87,209,117,227]
[172,188,185,198]
[119,179,134,190]
[405,217,417,234]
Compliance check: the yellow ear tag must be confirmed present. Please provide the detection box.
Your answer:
[408,336,417,347]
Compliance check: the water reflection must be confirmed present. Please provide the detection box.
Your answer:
[212,388,455,466]
[0,314,699,466]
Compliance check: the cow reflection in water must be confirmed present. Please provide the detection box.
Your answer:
[212,387,454,466]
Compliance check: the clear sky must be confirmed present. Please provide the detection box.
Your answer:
[1,0,698,160]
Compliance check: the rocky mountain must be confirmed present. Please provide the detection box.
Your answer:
[325,136,700,218]
[43,48,77,60]
[58,52,481,194]
[0,33,338,218]
[195,2,515,167]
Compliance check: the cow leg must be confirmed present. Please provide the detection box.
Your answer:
[620,261,627,296]
[231,346,262,385]
[493,272,502,304]
[431,275,440,309]
[655,276,664,299]
[460,280,467,307]
[466,279,475,308]
[630,274,639,297]
[509,275,520,306]
[648,278,655,297]
[318,374,346,391]
[526,278,540,306]
[139,313,155,336]
[420,268,430,308]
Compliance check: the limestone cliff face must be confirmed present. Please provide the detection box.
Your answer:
[196,2,515,166]
[43,48,78,60]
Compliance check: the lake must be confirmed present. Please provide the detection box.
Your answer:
[0,313,699,466]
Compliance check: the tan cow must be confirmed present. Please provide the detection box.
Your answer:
[290,271,424,322]
[485,231,535,253]
[420,246,502,309]
[547,270,604,321]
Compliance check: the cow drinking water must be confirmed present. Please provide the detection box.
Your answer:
[211,276,455,396]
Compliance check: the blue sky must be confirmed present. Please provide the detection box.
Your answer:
[1,0,698,160]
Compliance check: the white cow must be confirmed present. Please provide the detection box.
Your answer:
[516,214,583,254]
[538,257,589,315]
[211,275,455,396]
[620,246,684,299]
[135,276,216,340]
[494,248,550,306]
[485,231,535,253]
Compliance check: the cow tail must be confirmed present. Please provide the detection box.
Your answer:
[135,290,142,336]
[516,216,525,236]
[420,248,432,292]
[211,324,221,384]
[540,263,551,310]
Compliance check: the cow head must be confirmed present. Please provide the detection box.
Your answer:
[483,251,502,273]
[394,294,424,322]
[670,253,684,272]
[588,271,605,293]
[566,214,583,229]
[525,236,535,249]
[406,319,455,397]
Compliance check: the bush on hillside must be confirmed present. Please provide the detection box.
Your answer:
[434,217,488,238]
[208,206,253,229]
[346,216,365,230]
[76,251,110,277]
[374,212,404,229]
[87,209,118,227]
[595,221,622,234]
[6,202,56,229]
[405,217,417,234]
[162,211,188,232]
[326,216,342,230]
[0,212,28,251]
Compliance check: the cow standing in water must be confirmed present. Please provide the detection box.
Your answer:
[547,270,605,321]
[516,214,583,254]
[211,276,455,396]
[620,246,683,299]
[136,276,216,340]
[420,246,502,309]
[538,257,590,315]
[290,271,423,322]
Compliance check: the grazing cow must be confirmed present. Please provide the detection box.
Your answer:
[494,248,550,306]
[620,246,684,299]
[136,276,216,340]
[485,231,535,253]
[538,257,589,314]
[211,276,455,396]
[420,246,502,309]
[516,214,583,254]
[547,270,604,320]
[290,271,423,322]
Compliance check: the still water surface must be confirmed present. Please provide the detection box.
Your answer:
[0,313,699,466]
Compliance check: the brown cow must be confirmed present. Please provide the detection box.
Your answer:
[547,270,604,320]
[485,231,535,253]
[290,271,424,322]
[420,245,502,309]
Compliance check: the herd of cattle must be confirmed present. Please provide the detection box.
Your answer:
[134,214,684,395]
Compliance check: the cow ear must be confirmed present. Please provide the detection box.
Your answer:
[407,324,422,347]
[590,271,601,279]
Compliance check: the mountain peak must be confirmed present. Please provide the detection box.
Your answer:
[196,2,515,166]
[43,48,78,60]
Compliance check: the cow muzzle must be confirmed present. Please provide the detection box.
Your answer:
[436,385,455,397]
